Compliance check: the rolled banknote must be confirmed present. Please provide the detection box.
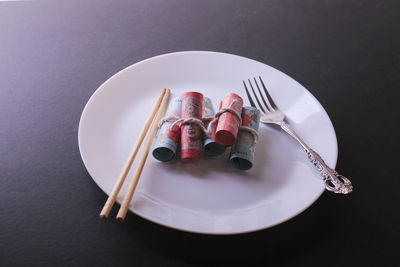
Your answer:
[202,97,226,156]
[152,96,182,162]
[230,106,261,170]
[212,93,243,146]
[181,92,203,162]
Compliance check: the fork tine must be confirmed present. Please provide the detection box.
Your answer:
[248,79,266,113]
[243,80,256,108]
[259,76,277,110]
[253,77,271,112]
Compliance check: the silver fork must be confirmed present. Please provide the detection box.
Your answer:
[243,76,353,194]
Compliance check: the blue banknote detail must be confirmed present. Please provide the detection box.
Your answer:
[230,106,261,170]
[152,96,182,162]
[202,97,226,156]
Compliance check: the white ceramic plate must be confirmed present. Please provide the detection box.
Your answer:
[78,51,337,234]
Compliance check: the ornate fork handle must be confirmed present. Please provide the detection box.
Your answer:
[278,122,353,194]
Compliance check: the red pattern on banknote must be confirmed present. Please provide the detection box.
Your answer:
[242,114,251,127]
[181,92,204,161]
[167,125,180,144]
[213,93,243,146]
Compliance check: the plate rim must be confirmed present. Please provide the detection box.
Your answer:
[78,50,338,235]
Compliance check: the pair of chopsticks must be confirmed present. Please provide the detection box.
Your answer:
[100,88,171,221]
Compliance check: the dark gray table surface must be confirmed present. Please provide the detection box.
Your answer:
[1,1,399,266]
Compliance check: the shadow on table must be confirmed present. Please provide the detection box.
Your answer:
[123,193,343,266]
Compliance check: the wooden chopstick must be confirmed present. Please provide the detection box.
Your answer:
[116,89,171,221]
[99,88,167,219]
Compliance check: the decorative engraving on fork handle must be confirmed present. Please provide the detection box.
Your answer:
[279,122,353,194]
[304,148,353,194]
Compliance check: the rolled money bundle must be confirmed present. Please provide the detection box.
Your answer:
[181,92,204,162]
[212,93,243,146]
[202,97,226,156]
[230,106,261,170]
[152,96,182,162]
